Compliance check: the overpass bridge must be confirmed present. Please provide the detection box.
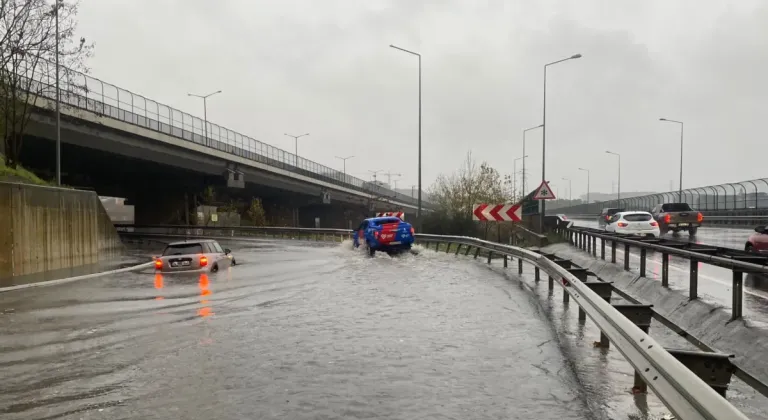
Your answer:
[15,63,433,226]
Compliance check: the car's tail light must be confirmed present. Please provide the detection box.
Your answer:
[154,259,163,270]
[650,221,658,227]
[199,255,208,267]
[374,231,380,239]
[410,227,415,235]
[664,214,671,224]
[617,222,628,227]
[697,212,703,223]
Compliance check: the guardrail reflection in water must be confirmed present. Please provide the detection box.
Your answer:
[23,61,424,208]
[117,224,750,419]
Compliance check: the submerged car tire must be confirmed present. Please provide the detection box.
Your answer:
[746,243,754,253]
[688,227,698,236]
[211,264,219,273]
[231,259,237,266]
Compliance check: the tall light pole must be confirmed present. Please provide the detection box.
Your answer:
[578,167,590,205]
[513,155,527,201]
[540,53,582,230]
[606,151,621,205]
[284,132,310,164]
[383,171,401,188]
[335,155,354,176]
[188,90,222,146]
[390,44,422,225]
[54,1,61,186]
[660,118,684,201]
[561,177,572,202]
[522,124,543,195]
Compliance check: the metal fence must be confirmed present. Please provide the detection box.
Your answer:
[19,60,427,208]
[547,178,768,214]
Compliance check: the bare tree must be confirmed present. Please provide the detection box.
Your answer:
[0,0,92,168]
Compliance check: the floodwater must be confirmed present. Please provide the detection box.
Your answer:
[0,239,599,420]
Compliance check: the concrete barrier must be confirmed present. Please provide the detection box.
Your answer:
[0,182,124,282]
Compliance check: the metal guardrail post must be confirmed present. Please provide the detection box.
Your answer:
[640,248,647,277]
[487,252,493,264]
[455,243,462,255]
[690,260,699,299]
[445,243,451,253]
[732,271,743,320]
[601,238,606,260]
[465,245,472,256]
[518,258,523,274]
[611,240,617,263]
[474,247,480,259]
[621,244,629,270]
[592,237,597,257]
[503,255,508,268]
[662,253,670,287]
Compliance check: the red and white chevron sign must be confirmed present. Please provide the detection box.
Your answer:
[472,203,522,222]
[376,211,405,220]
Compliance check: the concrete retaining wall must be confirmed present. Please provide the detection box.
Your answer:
[0,182,124,281]
[540,242,768,385]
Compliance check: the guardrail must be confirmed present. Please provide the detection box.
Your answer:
[559,213,768,227]
[559,225,768,321]
[117,223,751,419]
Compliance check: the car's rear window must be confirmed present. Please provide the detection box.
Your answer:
[661,203,693,212]
[603,208,625,215]
[372,218,402,225]
[162,243,204,256]
[623,214,652,222]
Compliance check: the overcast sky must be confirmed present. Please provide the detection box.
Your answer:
[76,0,768,199]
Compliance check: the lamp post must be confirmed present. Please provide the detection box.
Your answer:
[389,44,422,226]
[335,155,354,176]
[54,1,61,186]
[606,151,621,206]
[284,133,310,165]
[188,90,222,146]
[562,177,572,202]
[578,167,590,206]
[540,53,582,230]
[660,118,684,201]
[513,155,528,201]
[522,124,543,195]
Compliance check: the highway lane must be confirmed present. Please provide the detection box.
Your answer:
[0,238,598,420]
[571,219,768,322]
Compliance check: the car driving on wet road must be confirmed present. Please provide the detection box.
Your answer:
[154,239,236,273]
[353,216,415,256]
[604,211,661,238]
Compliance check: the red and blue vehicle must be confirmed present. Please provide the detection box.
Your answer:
[353,216,415,256]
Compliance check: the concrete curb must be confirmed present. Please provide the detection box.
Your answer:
[0,261,154,294]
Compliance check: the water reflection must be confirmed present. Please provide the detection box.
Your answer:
[198,273,213,317]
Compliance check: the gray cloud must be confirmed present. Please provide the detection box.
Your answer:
[76,0,768,199]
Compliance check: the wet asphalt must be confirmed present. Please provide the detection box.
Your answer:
[0,239,603,420]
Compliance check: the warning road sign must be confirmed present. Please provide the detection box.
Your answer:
[532,180,556,200]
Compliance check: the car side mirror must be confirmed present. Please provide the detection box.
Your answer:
[224,248,231,255]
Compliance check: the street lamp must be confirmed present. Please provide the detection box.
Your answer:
[660,118,684,201]
[513,155,528,200]
[335,155,354,176]
[578,167,590,205]
[540,53,582,230]
[562,177,572,202]
[606,151,621,205]
[522,124,543,195]
[284,133,310,164]
[54,1,61,186]
[188,90,222,146]
[390,44,422,226]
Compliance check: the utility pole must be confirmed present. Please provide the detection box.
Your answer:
[55,1,61,186]
[284,133,310,164]
[383,171,402,188]
[188,90,222,146]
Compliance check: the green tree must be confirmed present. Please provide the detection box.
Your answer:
[0,0,92,168]
[246,197,267,226]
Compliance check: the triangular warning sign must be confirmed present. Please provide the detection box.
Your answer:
[532,180,556,200]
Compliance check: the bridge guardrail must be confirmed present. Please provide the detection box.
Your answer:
[559,213,768,227]
[118,223,751,419]
[559,224,768,321]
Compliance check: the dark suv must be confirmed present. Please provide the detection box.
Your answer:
[598,208,625,228]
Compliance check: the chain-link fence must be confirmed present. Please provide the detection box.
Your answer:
[17,60,427,208]
[547,178,768,214]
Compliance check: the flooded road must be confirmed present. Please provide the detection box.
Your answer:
[0,239,594,420]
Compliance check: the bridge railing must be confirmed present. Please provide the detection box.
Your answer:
[546,179,768,214]
[117,223,752,419]
[21,60,428,208]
